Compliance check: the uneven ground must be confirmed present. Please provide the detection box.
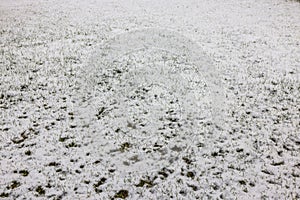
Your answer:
[0,0,300,199]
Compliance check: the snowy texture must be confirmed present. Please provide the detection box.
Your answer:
[1,0,300,199]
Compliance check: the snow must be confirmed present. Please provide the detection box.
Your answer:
[1,0,299,199]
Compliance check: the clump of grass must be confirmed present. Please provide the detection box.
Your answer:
[25,150,32,156]
[114,190,128,199]
[119,142,131,152]
[95,188,102,193]
[19,170,29,176]
[93,177,107,188]
[35,186,45,196]
[92,177,107,193]
[48,162,60,167]
[135,179,154,188]
[239,180,247,185]
[0,192,9,198]
[186,171,195,179]
[65,141,80,148]
[59,136,70,142]
[7,180,21,189]
[182,157,192,164]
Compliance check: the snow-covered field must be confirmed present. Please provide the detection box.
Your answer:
[1,0,299,199]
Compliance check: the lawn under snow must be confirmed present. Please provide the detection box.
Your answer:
[0,0,299,199]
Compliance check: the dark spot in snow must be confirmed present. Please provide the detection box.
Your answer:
[170,145,182,152]
[120,142,131,152]
[35,186,45,196]
[70,124,77,128]
[187,184,198,191]
[186,171,195,179]
[249,182,255,187]
[114,190,129,199]
[291,172,299,178]
[65,141,80,148]
[158,171,168,178]
[48,162,60,167]
[135,179,154,188]
[7,180,21,189]
[238,180,247,185]
[59,136,70,142]
[0,192,9,198]
[94,178,107,188]
[211,152,218,157]
[261,169,274,175]
[19,169,29,176]
[93,160,101,164]
[95,188,102,193]
[25,150,32,156]
[182,157,192,164]
[271,161,285,166]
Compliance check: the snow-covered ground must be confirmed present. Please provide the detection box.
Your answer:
[1,0,299,199]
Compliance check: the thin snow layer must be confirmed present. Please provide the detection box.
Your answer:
[0,0,299,199]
